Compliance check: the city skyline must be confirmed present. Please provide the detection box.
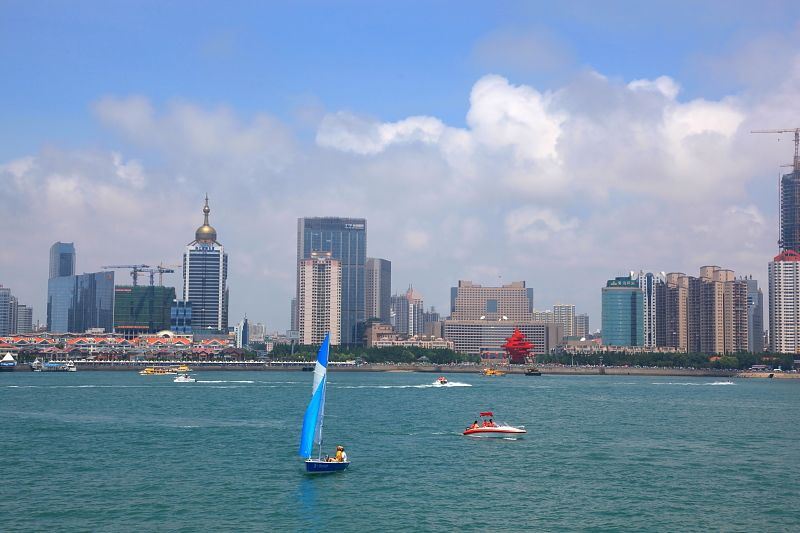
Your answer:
[2,3,800,331]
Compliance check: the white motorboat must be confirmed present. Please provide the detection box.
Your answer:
[174,374,196,383]
[463,411,526,438]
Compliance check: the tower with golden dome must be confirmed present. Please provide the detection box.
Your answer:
[183,196,229,332]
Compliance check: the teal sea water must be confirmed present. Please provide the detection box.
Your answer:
[1,371,799,532]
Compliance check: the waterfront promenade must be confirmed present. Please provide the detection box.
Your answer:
[9,359,754,377]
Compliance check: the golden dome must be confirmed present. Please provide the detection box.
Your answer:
[195,196,218,242]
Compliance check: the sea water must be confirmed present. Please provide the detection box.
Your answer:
[1,371,798,532]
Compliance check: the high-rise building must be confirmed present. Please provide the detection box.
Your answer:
[553,304,576,339]
[575,313,590,338]
[290,298,298,334]
[113,285,177,338]
[235,317,249,348]
[297,217,366,345]
[532,310,555,322]
[663,267,749,354]
[49,242,75,279]
[47,272,115,333]
[249,322,266,343]
[298,251,342,345]
[0,286,11,336]
[665,273,689,352]
[423,306,441,336]
[183,197,228,333]
[769,250,800,354]
[15,304,33,334]
[444,280,558,355]
[390,288,425,336]
[633,271,666,348]
[170,300,193,334]
[601,276,644,346]
[745,278,764,353]
[449,280,534,321]
[366,258,391,323]
[780,167,800,253]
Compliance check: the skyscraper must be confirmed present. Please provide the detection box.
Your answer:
[780,167,800,253]
[47,272,115,333]
[745,278,764,353]
[633,271,666,348]
[553,304,576,339]
[297,217,366,345]
[183,197,228,333]
[298,251,342,345]
[391,287,424,336]
[449,280,534,321]
[113,285,177,338]
[366,257,391,323]
[575,313,590,338]
[769,250,800,353]
[0,286,11,335]
[601,276,644,346]
[49,242,75,279]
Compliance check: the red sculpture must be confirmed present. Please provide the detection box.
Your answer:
[502,328,533,365]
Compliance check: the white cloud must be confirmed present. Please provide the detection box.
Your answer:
[3,57,796,330]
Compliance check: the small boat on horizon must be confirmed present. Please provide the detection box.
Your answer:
[525,367,542,376]
[463,411,526,438]
[174,374,196,383]
[482,368,505,376]
[299,334,350,474]
[436,376,448,385]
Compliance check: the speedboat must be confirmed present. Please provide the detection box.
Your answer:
[436,376,448,385]
[525,367,542,376]
[174,374,196,383]
[463,411,526,438]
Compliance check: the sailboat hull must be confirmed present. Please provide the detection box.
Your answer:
[305,460,350,474]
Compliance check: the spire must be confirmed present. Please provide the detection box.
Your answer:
[195,195,218,243]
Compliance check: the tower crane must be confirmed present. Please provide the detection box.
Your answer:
[101,264,150,287]
[751,128,800,172]
[150,263,181,286]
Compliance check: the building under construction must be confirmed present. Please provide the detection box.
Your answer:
[113,285,176,339]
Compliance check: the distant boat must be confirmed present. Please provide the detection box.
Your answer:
[482,368,505,376]
[436,376,448,384]
[139,366,177,376]
[40,360,77,372]
[174,374,196,383]
[298,334,349,474]
[525,368,542,376]
[463,411,526,438]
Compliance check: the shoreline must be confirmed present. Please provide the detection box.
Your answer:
[5,361,766,378]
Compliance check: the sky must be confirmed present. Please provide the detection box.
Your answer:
[2,1,800,332]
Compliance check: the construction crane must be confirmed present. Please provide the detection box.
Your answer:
[101,264,150,287]
[150,263,181,286]
[751,128,800,172]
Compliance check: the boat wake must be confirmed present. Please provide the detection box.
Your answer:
[196,380,255,384]
[335,382,472,389]
[652,381,736,386]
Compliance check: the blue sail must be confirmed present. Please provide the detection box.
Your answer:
[298,334,330,459]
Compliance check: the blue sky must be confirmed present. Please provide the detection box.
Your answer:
[2,1,799,330]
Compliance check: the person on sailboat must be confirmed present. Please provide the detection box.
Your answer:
[334,445,346,462]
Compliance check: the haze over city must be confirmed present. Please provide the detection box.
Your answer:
[2,1,800,331]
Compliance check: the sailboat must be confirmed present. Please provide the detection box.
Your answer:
[299,334,350,474]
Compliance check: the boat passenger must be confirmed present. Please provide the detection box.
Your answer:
[488,419,496,427]
[335,445,346,462]
[482,419,490,427]
[468,421,479,430]
[341,448,348,462]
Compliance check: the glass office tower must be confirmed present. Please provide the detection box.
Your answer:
[47,271,115,333]
[49,242,76,279]
[297,217,366,345]
[601,276,644,346]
